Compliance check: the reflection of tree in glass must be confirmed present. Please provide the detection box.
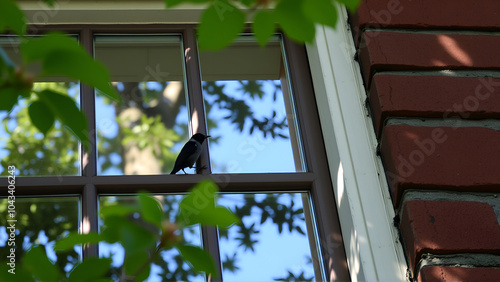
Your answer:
[0,82,80,176]
[98,78,289,174]
[0,198,79,272]
[97,81,187,175]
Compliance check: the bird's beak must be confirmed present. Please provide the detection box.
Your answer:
[206,135,211,139]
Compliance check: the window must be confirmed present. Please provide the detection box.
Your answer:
[0,25,348,281]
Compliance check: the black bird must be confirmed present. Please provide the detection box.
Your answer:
[170,133,210,174]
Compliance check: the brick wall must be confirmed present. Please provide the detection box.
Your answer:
[350,0,500,280]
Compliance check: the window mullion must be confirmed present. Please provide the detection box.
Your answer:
[80,27,99,258]
[183,27,211,174]
[80,27,97,178]
[183,27,222,281]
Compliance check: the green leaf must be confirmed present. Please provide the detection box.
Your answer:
[42,0,56,6]
[0,46,16,70]
[54,232,103,251]
[0,263,34,281]
[23,245,62,281]
[240,0,257,7]
[69,257,112,282]
[179,180,239,228]
[28,100,55,134]
[20,33,82,63]
[120,220,158,254]
[138,192,163,229]
[253,10,276,47]
[0,87,20,112]
[336,0,361,11]
[20,33,119,102]
[0,0,26,35]
[101,216,129,243]
[176,245,217,276]
[303,0,338,28]
[36,89,88,147]
[100,204,138,218]
[197,1,245,51]
[165,0,211,8]
[124,252,151,281]
[275,0,316,43]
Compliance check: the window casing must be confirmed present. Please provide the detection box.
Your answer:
[0,24,349,281]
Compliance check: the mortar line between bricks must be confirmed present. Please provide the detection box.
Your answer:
[372,69,500,77]
[385,118,500,131]
[362,27,500,36]
[397,190,500,226]
[414,253,500,281]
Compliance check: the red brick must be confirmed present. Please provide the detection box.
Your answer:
[418,266,500,282]
[401,200,500,273]
[351,0,500,43]
[380,125,500,205]
[369,75,500,137]
[358,31,500,85]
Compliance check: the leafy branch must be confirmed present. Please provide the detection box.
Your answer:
[165,0,360,50]
[0,180,239,281]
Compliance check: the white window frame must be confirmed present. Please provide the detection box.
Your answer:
[20,2,408,280]
[306,7,408,281]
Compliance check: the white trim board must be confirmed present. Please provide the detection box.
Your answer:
[306,7,408,282]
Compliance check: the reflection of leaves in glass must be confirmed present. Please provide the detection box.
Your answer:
[220,193,314,280]
[275,270,314,281]
[0,197,80,272]
[203,80,289,139]
[0,82,80,176]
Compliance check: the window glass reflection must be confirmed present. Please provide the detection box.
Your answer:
[0,36,81,176]
[94,35,190,175]
[0,197,80,272]
[200,36,304,173]
[99,194,204,281]
[218,193,317,281]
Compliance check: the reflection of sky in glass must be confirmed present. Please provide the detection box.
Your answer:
[219,193,316,281]
[204,80,297,173]
[99,195,204,281]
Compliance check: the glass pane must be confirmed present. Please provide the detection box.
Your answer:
[200,36,304,173]
[99,194,204,281]
[219,193,318,281]
[0,36,81,176]
[0,197,80,272]
[94,35,189,175]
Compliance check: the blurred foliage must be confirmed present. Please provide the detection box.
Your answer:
[0,197,80,273]
[165,0,361,50]
[0,82,79,176]
[0,181,239,281]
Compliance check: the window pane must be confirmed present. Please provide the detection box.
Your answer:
[0,197,80,272]
[200,36,304,173]
[99,194,204,281]
[94,35,190,175]
[218,193,318,281]
[0,36,81,176]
